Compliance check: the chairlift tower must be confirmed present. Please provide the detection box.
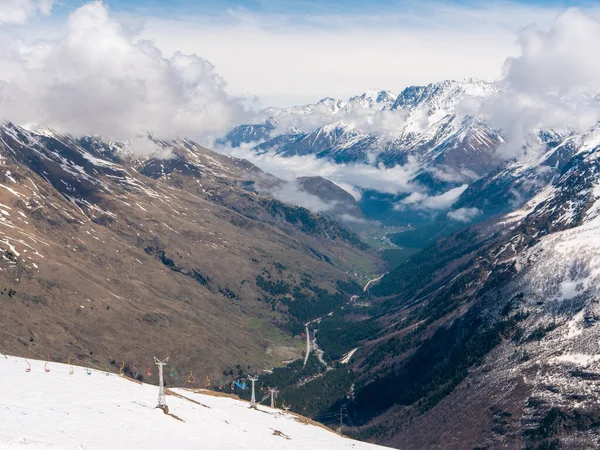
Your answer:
[249,376,259,409]
[269,387,278,408]
[154,356,169,410]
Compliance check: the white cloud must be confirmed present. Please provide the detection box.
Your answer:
[468,8,600,158]
[215,143,473,215]
[395,184,468,211]
[505,9,600,97]
[269,103,408,138]
[338,213,368,224]
[127,136,173,159]
[0,0,54,25]
[423,166,480,183]
[0,1,254,145]
[447,207,482,223]
[257,178,373,222]
[268,181,335,213]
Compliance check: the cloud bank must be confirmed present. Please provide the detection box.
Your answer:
[0,1,253,141]
[219,142,422,201]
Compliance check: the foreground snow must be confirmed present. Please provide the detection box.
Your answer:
[0,355,388,450]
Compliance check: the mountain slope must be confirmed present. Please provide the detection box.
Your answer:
[0,355,389,450]
[0,122,378,384]
[303,123,600,448]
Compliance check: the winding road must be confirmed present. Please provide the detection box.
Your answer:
[362,273,386,292]
[302,273,388,367]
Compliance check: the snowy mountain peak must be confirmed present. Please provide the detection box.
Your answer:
[316,96,347,113]
[348,89,397,107]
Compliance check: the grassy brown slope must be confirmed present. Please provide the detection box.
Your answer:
[0,126,378,386]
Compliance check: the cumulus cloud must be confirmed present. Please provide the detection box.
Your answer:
[395,184,468,211]
[0,1,254,145]
[0,0,54,24]
[447,207,482,223]
[468,8,600,158]
[506,9,600,97]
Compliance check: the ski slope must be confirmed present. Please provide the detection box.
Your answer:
[0,355,388,450]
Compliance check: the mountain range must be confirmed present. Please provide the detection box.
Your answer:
[309,124,600,449]
[216,80,600,448]
[220,79,500,174]
[216,80,583,240]
[4,77,600,449]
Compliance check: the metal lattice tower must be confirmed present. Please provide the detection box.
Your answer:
[269,388,278,408]
[249,376,259,409]
[154,357,169,409]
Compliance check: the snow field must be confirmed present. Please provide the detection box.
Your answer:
[0,355,388,450]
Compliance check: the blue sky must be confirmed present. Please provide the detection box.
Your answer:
[60,0,595,15]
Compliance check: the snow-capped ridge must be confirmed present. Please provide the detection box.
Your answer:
[218,79,503,185]
[347,89,398,108]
